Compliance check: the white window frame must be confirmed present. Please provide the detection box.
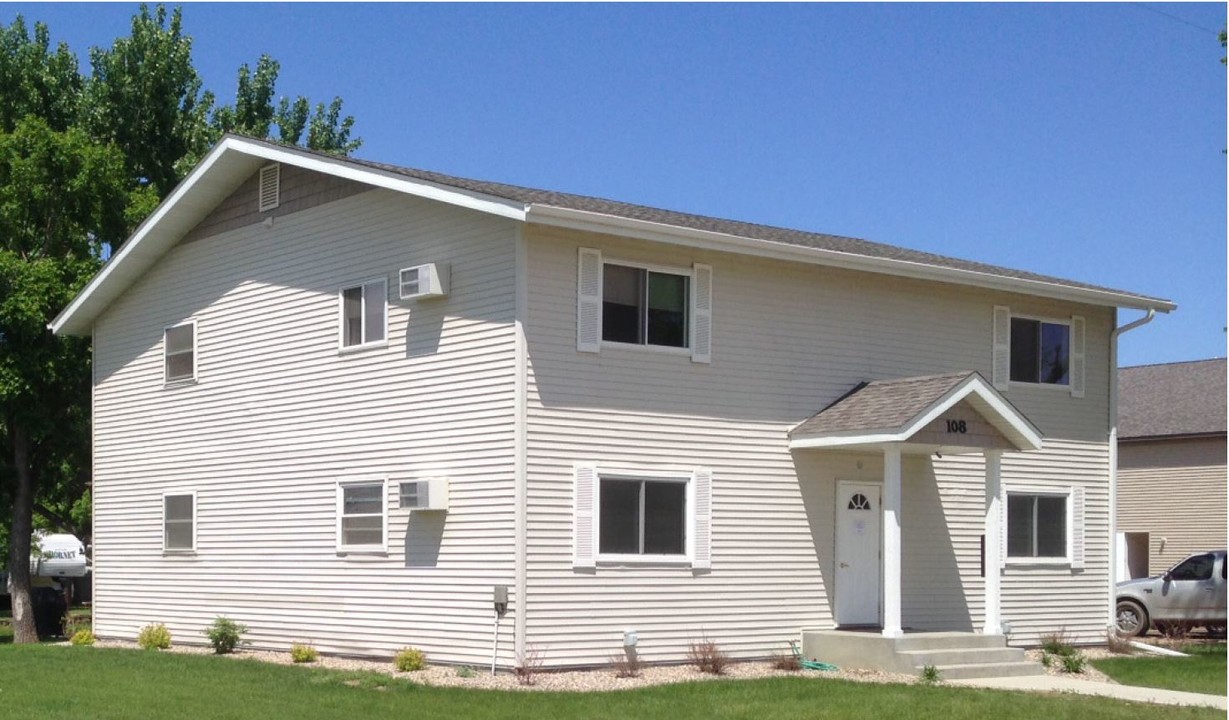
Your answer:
[595,468,693,565]
[336,478,388,553]
[163,319,198,386]
[337,278,388,352]
[600,259,693,355]
[162,490,197,553]
[1007,313,1072,390]
[1005,486,1072,566]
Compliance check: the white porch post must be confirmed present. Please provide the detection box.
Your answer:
[882,443,903,638]
[983,449,1003,635]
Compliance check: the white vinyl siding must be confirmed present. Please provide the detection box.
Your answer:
[163,492,196,552]
[529,225,1113,664]
[91,184,519,666]
[164,321,196,384]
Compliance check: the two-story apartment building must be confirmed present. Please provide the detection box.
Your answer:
[51,136,1174,670]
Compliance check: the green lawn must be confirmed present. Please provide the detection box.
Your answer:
[0,645,1221,720]
[1091,644,1227,697]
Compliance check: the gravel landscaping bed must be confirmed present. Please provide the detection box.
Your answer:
[87,639,916,692]
[1024,647,1117,683]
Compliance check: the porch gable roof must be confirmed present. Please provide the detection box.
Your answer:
[788,371,1042,452]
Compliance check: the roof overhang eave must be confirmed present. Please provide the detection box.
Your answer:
[525,205,1176,314]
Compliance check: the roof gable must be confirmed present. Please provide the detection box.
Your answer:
[52,135,1174,336]
[1119,359,1227,439]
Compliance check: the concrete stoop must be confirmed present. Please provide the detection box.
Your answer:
[800,630,1045,681]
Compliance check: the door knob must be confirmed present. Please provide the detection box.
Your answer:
[839,562,849,568]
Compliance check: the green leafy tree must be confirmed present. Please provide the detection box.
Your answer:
[0,4,362,643]
[0,118,129,643]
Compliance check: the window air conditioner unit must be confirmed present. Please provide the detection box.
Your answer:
[398,263,449,300]
[399,478,449,512]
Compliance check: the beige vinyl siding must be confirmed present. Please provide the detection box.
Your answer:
[1118,436,1227,575]
[92,183,520,665]
[523,225,1113,665]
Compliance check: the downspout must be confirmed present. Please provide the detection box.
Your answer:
[513,225,529,668]
[1107,308,1155,631]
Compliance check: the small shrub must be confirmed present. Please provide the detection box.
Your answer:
[1106,630,1134,654]
[770,651,802,672]
[610,649,643,678]
[1040,652,1053,667]
[920,664,942,684]
[394,647,427,672]
[137,623,172,650]
[290,643,319,664]
[515,644,545,686]
[203,616,248,655]
[1060,651,1086,674]
[69,629,95,646]
[686,636,731,676]
[1039,629,1076,657]
[455,665,478,679]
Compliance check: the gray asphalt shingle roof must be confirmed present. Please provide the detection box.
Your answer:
[284,141,1166,303]
[1118,359,1227,439]
[790,372,975,438]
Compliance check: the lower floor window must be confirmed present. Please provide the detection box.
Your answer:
[1007,492,1067,559]
[338,481,386,550]
[163,493,195,551]
[599,477,686,556]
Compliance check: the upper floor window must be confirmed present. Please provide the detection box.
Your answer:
[164,321,196,384]
[1010,317,1069,385]
[602,263,689,348]
[339,279,386,350]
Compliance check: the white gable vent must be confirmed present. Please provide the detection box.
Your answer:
[258,164,280,212]
[399,478,449,512]
[399,263,449,300]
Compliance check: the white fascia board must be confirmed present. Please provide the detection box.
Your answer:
[789,432,904,450]
[51,141,241,336]
[526,205,1176,313]
[226,138,529,221]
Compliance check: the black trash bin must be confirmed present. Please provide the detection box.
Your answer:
[32,586,67,639]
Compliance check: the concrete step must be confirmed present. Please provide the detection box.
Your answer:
[899,647,1028,667]
[931,661,1046,681]
[894,633,1007,652]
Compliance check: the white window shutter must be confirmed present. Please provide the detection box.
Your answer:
[691,263,713,364]
[999,485,1008,569]
[992,306,1011,390]
[573,465,597,569]
[577,248,602,353]
[258,164,280,212]
[691,468,713,570]
[1069,315,1086,398]
[1071,486,1086,569]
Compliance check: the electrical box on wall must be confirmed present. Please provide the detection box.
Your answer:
[399,477,449,511]
[398,263,449,300]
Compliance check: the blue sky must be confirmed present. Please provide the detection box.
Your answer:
[7,2,1226,367]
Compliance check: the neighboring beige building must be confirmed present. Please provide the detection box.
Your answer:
[52,136,1175,669]
[1117,359,1227,578]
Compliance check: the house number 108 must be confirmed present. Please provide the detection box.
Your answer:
[945,420,968,434]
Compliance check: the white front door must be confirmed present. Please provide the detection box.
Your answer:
[835,481,882,627]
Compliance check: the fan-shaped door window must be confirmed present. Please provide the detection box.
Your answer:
[847,493,872,511]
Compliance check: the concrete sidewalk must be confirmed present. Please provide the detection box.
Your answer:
[949,675,1227,710]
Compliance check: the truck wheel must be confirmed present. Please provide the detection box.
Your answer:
[1115,600,1148,638]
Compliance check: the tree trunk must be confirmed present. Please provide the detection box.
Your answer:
[8,424,38,644]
